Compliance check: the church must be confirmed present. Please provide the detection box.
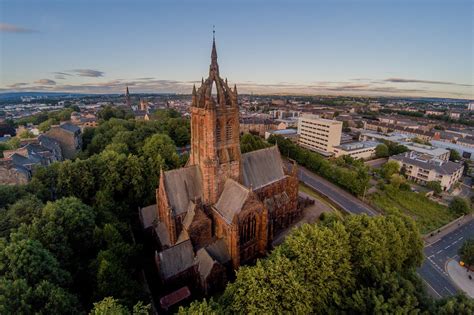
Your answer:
[144,35,301,298]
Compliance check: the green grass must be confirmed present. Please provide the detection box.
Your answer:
[298,183,345,218]
[368,185,458,234]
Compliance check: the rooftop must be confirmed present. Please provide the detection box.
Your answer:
[391,151,463,175]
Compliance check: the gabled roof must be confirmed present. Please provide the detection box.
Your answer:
[163,165,202,216]
[139,204,157,229]
[158,240,195,280]
[196,248,216,279]
[214,179,250,224]
[59,122,81,134]
[205,238,231,264]
[241,146,286,189]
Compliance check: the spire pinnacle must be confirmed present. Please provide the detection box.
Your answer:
[210,26,219,75]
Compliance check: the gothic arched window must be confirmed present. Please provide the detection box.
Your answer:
[240,214,257,245]
[216,120,222,142]
[226,119,233,140]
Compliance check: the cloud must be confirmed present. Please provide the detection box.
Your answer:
[0,23,37,33]
[34,79,56,85]
[7,82,29,88]
[385,77,473,87]
[70,69,104,77]
[2,77,472,99]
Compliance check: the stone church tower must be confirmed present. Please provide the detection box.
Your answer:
[188,36,241,204]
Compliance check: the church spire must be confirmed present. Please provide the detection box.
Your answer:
[210,26,219,75]
[125,86,131,107]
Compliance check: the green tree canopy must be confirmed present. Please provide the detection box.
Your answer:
[381,160,400,180]
[375,143,389,158]
[449,149,461,162]
[459,238,474,266]
[449,197,471,215]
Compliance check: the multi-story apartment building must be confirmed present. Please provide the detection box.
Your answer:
[390,151,464,191]
[297,114,342,155]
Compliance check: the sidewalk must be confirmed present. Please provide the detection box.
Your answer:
[424,214,474,245]
[446,260,474,298]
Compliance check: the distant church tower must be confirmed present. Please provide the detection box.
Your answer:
[125,86,131,107]
[188,33,240,204]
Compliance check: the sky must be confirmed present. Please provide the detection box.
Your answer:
[0,0,473,99]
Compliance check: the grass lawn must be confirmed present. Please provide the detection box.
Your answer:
[298,183,345,218]
[368,185,458,234]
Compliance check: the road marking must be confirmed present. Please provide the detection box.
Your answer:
[444,245,451,250]
[444,286,455,295]
[436,250,443,254]
[422,278,442,298]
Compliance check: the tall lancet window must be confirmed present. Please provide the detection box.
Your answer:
[226,119,233,140]
[216,120,222,142]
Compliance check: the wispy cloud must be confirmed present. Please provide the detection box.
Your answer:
[70,69,104,77]
[0,23,37,33]
[384,77,473,87]
[34,79,56,85]
[2,77,472,99]
[7,82,29,88]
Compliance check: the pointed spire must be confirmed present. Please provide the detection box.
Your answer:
[234,84,238,95]
[209,26,219,75]
[192,84,197,95]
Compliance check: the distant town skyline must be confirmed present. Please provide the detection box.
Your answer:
[0,0,472,99]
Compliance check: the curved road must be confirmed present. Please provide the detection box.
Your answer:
[419,219,474,298]
[297,166,378,216]
[293,162,473,298]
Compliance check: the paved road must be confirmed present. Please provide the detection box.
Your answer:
[297,166,378,216]
[418,220,474,298]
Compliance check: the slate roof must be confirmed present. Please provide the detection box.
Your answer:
[205,239,231,264]
[214,179,250,223]
[155,221,171,248]
[60,122,81,134]
[196,248,215,279]
[139,204,157,229]
[158,239,195,280]
[391,152,463,175]
[163,165,202,216]
[241,146,286,189]
[182,202,196,230]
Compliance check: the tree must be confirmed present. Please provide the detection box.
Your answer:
[38,118,57,132]
[381,161,400,180]
[0,278,80,315]
[29,197,96,269]
[18,130,35,139]
[459,238,474,266]
[435,294,474,314]
[390,174,406,189]
[240,133,271,153]
[0,194,43,238]
[375,144,389,158]
[181,215,425,313]
[449,197,471,215]
[90,297,150,315]
[0,234,71,286]
[449,149,461,162]
[427,181,442,195]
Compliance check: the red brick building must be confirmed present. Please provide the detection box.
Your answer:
[152,36,300,291]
